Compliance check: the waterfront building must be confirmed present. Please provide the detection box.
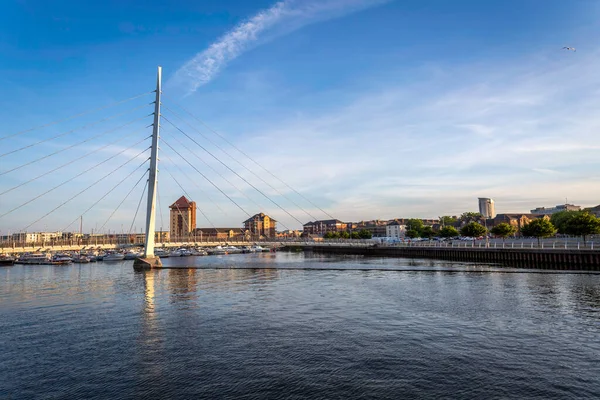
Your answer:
[277,230,302,238]
[531,204,581,215]
[155,231,170,243]
[386,220,406,239]
[11,233,39,243]
[243,213,277,238]
[352,220,390,237]
[9,232,63,244]
[303,219,348,236]
[478,198,496,218]
[169,196,197,239]
[491,213,548,233]
[195,228,245,241]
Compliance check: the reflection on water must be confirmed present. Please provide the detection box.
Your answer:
[1,253,599,399]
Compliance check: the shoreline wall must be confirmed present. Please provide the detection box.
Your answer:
[288,245,600,271]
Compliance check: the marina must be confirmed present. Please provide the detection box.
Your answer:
[2,244,273,266]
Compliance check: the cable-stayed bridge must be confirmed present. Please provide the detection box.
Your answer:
[0,67,335,268]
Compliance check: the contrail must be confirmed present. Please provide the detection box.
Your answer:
[169,0,391,93]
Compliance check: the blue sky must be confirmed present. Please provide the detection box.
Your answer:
[1,0,600,232]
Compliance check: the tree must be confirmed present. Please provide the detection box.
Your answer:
[520,219,557,246]
[490,223,517,242]
[563,212,600,245]
[406,219,424,234]
[358,229,372,239]
[350,231,361,239]
[439,216,458,226]
[421,226,436,239]
[550,210,580,234]
[323,232,340,239]
[460,212,483,223]
[460,222,487,239]
[406,229,420,239]
[339,231,350,239]
[439,226,459,238]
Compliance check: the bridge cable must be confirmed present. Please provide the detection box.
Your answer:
[0,90,154,143]
[162,117,301,227]
[159,152,226,216]
[160,163,216,229]
[0,102,152,159]
[20,148,150,232]
[161,130,268,217]
[163,104,320,223]
[163,137,292,232]
[163,96,335,220]
[128,178,148,236]
[1,137,150,220]
[97,170,149,234]
[160,138,252,219]
[60,161,149,232]
[0,115,152,177]
[0,124,150,196]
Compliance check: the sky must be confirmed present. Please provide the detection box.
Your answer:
[1,0,600,233]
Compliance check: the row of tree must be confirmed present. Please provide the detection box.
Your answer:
[321,211,600,243]
[401,211,600,245]
[458,211,600,245]
[323,229,373,239]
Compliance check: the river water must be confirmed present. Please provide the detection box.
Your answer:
[1,252,599,399]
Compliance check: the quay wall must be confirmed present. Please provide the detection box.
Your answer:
[294,245,600,271]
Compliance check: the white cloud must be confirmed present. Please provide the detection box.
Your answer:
[169,0,390,92]
[209,47,600,222]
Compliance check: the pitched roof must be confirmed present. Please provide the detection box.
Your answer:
[303,219,345,226]
[195,228,244,234]
[243,213,277,223]
[170,196,193,209]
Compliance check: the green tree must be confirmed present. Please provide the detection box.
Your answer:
[563,212,600,245]
[421,226,436,239]
[406,229,420,239]
[460,222,487,239]
[406,219,424,234]
[439,226,459,238]
[439,216,458,226]
[521,219,557,246]
[339,231,350,239]
[358,229,372,239]
[550,210,580,234]
[350,231,361,239]
[323,232,334,239]
[460,212,483,223]
[490,223,517,242]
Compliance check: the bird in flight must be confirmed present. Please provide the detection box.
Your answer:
[562,47,576,52]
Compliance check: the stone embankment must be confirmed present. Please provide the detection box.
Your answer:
[291,245,600,271]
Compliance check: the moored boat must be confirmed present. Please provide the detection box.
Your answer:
[17,253,53,265]
[53,254,73,264]
[207,246,227,255]
[0,255,15,266]
[72,255,91,263]
[123,251,140,260]
[103,252,125,261]
[155,248,170,258]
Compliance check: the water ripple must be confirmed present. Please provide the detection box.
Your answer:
[1,253,599,399]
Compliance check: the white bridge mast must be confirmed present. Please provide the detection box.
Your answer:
[135,66,163,269]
